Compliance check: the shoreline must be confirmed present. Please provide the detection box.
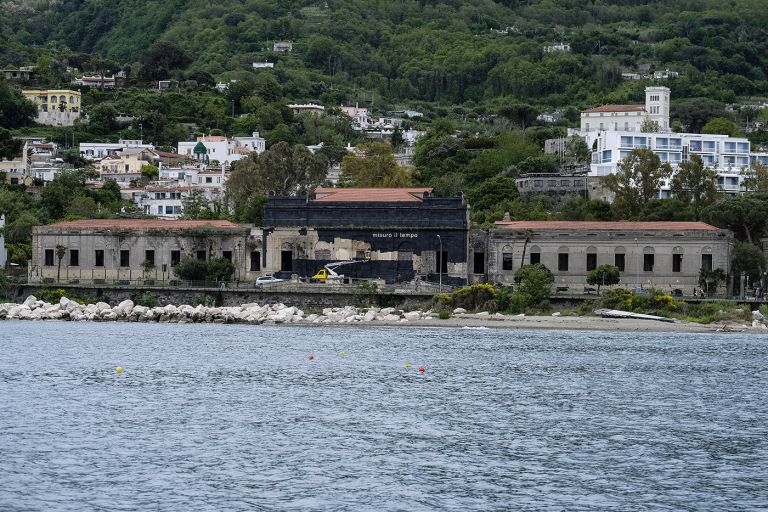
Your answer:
[2,295,765,334]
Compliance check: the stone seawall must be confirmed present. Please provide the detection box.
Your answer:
[18,285,433,309]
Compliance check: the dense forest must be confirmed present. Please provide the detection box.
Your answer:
[3,0,768,112]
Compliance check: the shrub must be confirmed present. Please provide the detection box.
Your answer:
[207,257,235,281]
[438,310,451,319]
[132,291,159,308]
[450,283,495,311]
[514,264,554,305]
[173,256,208,281]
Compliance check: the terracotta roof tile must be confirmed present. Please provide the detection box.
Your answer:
[582,104,645,113]
[42,219,246,231]
[495,221,719,231]
[313,187,432,202]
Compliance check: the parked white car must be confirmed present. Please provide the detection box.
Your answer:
[255,275,284,286]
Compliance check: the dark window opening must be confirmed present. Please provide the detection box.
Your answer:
[558,253,569,271]
[701,254,712,271]
[643,254,654,272]
[672,254,682,273]
[281,250,293,272]
[171,250,181,266]
[530,252,540,265]
[614,254,625,272]
[436,251,448,273]
[196,250,207,261]
[70,249,79,267]
[95,250,104,267]
[222,251,232,261]
[356,250,366,260]
[250,251,261,271]
[473,252,485,274]
[120,250,130,267]
[586,253,597,272]
[44,249,54,266]
[502,253,513,271]
[145,250,155,266]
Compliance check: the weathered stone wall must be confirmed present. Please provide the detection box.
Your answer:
[19,285,433,309]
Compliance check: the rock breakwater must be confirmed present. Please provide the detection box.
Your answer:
[0,295,437,325]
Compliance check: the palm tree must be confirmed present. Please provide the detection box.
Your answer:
[55,244,66,282]
[519,229,533,268]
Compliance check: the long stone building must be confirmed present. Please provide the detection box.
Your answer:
[30,219,250,283]
[477,221,733,294]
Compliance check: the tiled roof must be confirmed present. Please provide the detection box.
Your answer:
[42,219,246,231]
[581,104,645,113]
[313,187,432,202]
[156,151,186,158]
[495,221,720,231]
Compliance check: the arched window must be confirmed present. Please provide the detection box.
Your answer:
[614,246,626,271]
[643,246,655,272]
[586,245,597,271]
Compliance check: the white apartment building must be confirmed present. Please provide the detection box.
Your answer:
[80,139,154,161]
[590,131,751,196]
[580,86,670,134]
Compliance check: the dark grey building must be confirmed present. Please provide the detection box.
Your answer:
[261,188,470,284]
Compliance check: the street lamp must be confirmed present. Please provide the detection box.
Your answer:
[437,234,442,293]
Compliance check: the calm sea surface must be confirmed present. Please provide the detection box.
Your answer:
[0,321,766,511]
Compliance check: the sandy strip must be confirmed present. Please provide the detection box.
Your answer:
[365,314,761,334]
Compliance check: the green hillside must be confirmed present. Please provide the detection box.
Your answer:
[3,0,768,110]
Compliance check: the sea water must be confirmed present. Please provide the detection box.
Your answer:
[1,322,766,511]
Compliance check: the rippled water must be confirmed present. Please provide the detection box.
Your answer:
[1,322,767,511]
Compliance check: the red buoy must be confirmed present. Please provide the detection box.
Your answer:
[309,355,315,361]
[418,367,425,373]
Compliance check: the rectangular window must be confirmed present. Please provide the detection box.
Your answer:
[171,250,181,266]
[145,250,155,266]
[530,252,541,265]
[436,251,448,273]
[222,251,232,262]
[120,250,130,267]
[643,254,654,272]
[70,249,79,267]
[614,254,625,271]
[558,253,569,271]
[250,251,261,271]
[586,253,597,272]
[502,253,513,271]
[95,249,104,267]
[196,250,207,261]
[473,252,485,274]
[281,250,293,272]
[672,254,682,273]
[165,206,174,215]
[157,205,163,214]
[44,249,54,266]
[701,254,713,272]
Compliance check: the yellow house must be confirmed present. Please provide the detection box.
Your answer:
[99,148,159,174]
[21,89,82,126]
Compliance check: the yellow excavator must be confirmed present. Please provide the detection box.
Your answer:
[312,259,369,283]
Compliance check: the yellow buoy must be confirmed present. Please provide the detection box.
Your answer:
[404,363,412,369]
[339,351,346,357]
[116,367,123,374]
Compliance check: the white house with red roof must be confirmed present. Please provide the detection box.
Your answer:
[580,86,670,134]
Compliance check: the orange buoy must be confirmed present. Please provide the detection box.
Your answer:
[418,367,425,374]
